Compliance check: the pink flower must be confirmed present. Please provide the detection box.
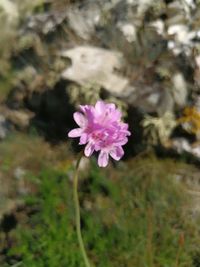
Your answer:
[68,100,131,167]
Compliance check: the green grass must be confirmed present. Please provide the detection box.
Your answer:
[4,157,200,267]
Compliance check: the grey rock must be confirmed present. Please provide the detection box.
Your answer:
[61,46,129,94]
[117,22,137,43]
[0,0,19,25]
[172,72,187,107]
[23,11,67,34]
[1,107,34,129]
[67,5,100,40]
[172,138,200,160]
[124,83,174,114]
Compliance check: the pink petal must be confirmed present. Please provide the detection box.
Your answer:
[113,110,122,120]
[68,128,82,138]
[125,130,131,136]
[84,106,95,122]
[79,104,91,113]
[116,137,128,146]
[79,133,88,145]
[110,146,124,161]
[84,142,95,157]
[106,103,115,110]
[98,151,109,167]
[73,112,87,128]
[95,101,106,115]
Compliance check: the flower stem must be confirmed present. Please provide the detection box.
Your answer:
[73,153,91,267]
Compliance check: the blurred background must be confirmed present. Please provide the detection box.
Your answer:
[1,0,200,266]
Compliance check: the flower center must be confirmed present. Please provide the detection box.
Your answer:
[91,131,105,140]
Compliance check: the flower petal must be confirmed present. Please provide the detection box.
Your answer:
[84,142,95,157]
[68,128,82,138]
[79,133,88,145]
[110,146,124,161]
[95,100,106,115]
[106,103,115,110]
[116,137,128,146]
[73,112,87,128]
[84,106,95,122]
[98,151,109,167]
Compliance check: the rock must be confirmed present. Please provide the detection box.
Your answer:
[172,72,187,107]
[2,0,200,152]
[171,138,200,160]
[7,110,34,129]
[67,5,100,40]
[0,0,19,25]
[117,22,137,43]
[151,19,165,35]
[60,43,175,114]
[123,82,174,114]
[61,46,129,94]
[171,138,191,154]
[24,11,67,34]
[1,107,34,129]
[135,0,155,16]
[0,115,9,140]
[167,24,196,55]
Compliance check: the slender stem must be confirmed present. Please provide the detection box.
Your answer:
[175,246,181,267]
[175,233,184,267]
[73,153,91,267]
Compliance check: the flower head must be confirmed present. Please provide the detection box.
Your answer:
[68,100,131,167]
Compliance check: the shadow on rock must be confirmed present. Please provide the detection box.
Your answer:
[25,80,76,144]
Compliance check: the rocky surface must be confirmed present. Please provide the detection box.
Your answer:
[61,46,129,94]
[1,0,200,156]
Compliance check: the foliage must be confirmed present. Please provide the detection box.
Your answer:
[69,83,102,108]
[4,157,200,267]
[178,107,200,139]
[68,83,128,117]
[142,112,177,146]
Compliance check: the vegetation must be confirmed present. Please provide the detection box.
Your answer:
[1,154,200,267]
[178,107,200,138]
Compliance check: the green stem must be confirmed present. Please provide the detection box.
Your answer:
[73,153,91,267]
